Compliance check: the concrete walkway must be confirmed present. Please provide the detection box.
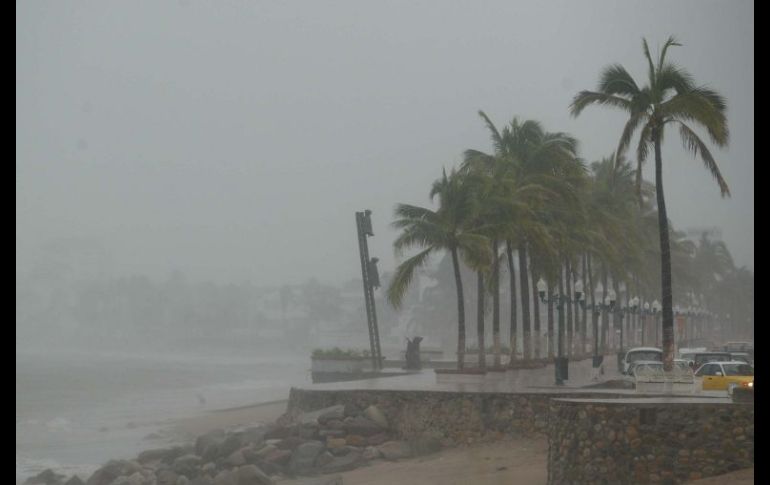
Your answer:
[297,358,727,399]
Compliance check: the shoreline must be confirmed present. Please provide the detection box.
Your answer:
[165,399,290,441]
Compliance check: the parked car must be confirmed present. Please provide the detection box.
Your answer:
[729,352,753,365]
[694,361,754,394]
[692,352,732,369]
[723,341,754,360]
[622,347,663,375]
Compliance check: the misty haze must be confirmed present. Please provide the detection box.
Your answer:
[17,2,753,485]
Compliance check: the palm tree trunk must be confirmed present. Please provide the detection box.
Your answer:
[451,247,466,370]
[582,253,589,355]
[477,271,486,370]
[613,277,621,352]
[601,266,608,354]
[547,283,555,358]
[518,242,532,360]
[531,261,541,359]
[588,253,598,357]
[566,259,573,357]
[506,240,518,363]
[654,135,675,372]
[491,239,501,367]
[557,261,565,358]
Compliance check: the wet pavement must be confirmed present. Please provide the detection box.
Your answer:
[295,358,728,398]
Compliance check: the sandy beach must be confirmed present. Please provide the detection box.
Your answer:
[168,399,291,440]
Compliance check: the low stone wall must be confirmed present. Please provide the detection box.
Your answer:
[286,388,646,445]
[547,398,754,484]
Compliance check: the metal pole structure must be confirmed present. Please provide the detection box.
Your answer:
[355,211,379,370]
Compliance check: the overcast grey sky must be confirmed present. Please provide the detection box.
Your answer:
[16,0,753,286]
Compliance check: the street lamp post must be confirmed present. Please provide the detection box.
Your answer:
[538,278,582,386]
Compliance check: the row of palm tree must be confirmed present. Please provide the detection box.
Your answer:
[386,36,734,371]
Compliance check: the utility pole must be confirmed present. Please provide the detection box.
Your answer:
[355,210,382,370]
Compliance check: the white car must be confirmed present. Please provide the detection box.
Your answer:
[622,347,663,375]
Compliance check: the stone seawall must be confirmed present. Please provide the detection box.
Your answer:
[285,388,647,445]
[547,398,754,484]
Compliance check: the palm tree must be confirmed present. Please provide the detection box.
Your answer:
[571,36,730,371]
[387,169,491,370]
[465,112,579,361]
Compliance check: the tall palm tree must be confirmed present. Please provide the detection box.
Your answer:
[387,169,491,370]
[571,36,730,370]
[466,111,579,361]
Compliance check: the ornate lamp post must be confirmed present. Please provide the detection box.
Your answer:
[537,278,582,386]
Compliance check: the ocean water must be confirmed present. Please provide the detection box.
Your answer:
[16,347,311,484]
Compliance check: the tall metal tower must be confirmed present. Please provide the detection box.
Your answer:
[355,210,382,370]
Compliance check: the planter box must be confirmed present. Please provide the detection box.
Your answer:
[508,360,548,370]
[398,349,445,362]
[435,368,487,384]
[463,353,511,367]
[311,357,366,374]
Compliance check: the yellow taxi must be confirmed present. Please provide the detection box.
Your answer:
[694,361,754,394]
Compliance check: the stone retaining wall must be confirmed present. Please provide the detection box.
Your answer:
[547,399,754,484]
[286,388,646,445]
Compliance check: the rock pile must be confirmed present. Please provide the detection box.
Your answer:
[25,404,434,485]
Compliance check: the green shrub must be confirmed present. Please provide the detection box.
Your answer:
[312,347,369,360]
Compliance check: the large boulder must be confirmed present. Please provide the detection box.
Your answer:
[362,446,381,461]
[299,405,345,426]
[195,430,226,458]
[289,441,326,474]
[240,426,268,447]
[24,469,66,485]
[377,441,412,461]
[156,469,179,485]
[276,437,305,450]
[171,454,201,477]
[212,470,236,485]
[254,445,277,459]
[341,417,383,437]
[362,406,388,429]
[410,431,443,456]
[64,477,86,485]
[319,450,363,473]
[263,426,292,441]
[366,433,389,446]
[138,448,178,465]
[263,449,292,466]
[235,465,273,485]
[224,448,247,467]
[217,433,244,458]
[87,460,143,485]
[189,478,213,485]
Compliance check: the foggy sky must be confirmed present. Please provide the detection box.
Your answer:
[16,0,754,286]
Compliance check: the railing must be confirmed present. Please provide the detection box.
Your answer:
[634,367,701,394]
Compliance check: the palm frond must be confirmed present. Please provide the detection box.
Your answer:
[599,63,641,96]
[387,247,434,309]
[662,88,729,146]
[641,38,657,88]
[656,63,696,95]
[616,111,647,162]
[658,35,682,72]
[570,91,632,117]
[676,121,731,197]
[478,111,505,155]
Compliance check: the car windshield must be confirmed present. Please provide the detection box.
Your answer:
[628,351,662,363]
[723,364,754,376]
